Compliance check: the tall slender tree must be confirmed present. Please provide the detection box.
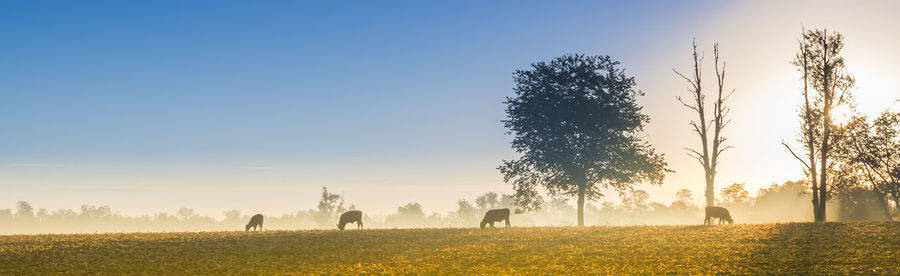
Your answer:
[499,54,671,226]
[783,28,855,222]
[674,40,733,207]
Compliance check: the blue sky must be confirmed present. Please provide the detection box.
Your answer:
[4,1,898,217]
[1,1,696,163]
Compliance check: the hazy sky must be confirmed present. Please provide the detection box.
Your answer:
[2,1,899,218]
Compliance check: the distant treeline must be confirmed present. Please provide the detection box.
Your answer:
[1,181,887,235]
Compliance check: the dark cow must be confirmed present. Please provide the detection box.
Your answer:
[704,206,733,225]
[337,210,363,230]
[480,208,511,229]
[245,214,264,231]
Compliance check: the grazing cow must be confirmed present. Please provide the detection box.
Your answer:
[246,214,264,231]
[480,208,511,229]
[337,210,363,230]
[704,206,733,225]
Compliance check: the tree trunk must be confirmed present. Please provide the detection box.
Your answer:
[817,99,830,223]
[817,127,829,223]
[816,32,831,223]
[577,184,585,226]
[811,186,821,221]
[818,193,827,222]
[705,174,715,207]
[799,36,820,223]
[880,194,893,221]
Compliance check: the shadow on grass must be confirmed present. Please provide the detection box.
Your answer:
[742,222,856,274]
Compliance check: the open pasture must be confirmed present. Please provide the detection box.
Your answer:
[2,222,899,274]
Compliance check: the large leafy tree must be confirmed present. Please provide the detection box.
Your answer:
[499,54,671,226]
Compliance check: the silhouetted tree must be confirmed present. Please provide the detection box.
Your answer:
[224,209,242,224]
[397,203,425,217]
[314,186,345,228]
[832,111,900,219]
[836,187,891,221]
[0,209,12,219]
[16,201,34,219]
[783,28,855,222]
[475,192,500,210]
[81,205,113,218]
[675,189,695,206]
[668,190,700,219]
[719,183,751,206]
[622,189,650,212]
[500,54,671,226]
[751,180,812,222]
[384,202,426,227]
[454,192,516,227]
[453,199,478,225]
[675,40,734,207]
[176,208,198,220]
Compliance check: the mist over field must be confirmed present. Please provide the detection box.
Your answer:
[5,180,891,235]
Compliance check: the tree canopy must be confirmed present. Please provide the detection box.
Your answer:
[499,54,671,226]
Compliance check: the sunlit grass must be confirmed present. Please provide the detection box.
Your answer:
[2,222,899,274]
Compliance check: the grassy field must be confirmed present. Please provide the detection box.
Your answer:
[2,222,900,274]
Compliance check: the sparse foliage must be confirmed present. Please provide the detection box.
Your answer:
[675,189,694,205]
[783,28,856,222]
[314,186,345,227]
[719,183,751,206]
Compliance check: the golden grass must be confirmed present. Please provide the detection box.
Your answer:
[2,222,899,274]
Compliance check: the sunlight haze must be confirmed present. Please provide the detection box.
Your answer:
[2,0,899,219]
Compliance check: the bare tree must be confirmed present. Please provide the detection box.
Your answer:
[783,28,855,222]
[675,40,733,207]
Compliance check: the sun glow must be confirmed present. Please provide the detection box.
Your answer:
[831,104,854,127]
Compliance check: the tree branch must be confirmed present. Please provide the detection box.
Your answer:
[782,140,811,170]
[677,96,699,112]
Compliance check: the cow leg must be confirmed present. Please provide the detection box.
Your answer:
[505,218,510,228]
[490,221,495,228]
[358,220,363,230]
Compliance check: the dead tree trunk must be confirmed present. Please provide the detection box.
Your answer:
[676,40,732,207]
